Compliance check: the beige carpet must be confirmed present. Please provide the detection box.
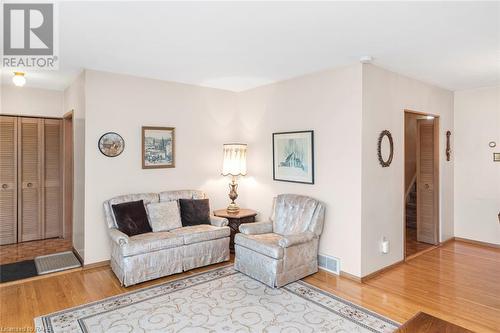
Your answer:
[35,265,398,332]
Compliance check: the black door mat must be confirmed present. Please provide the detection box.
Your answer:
[0,260,38,283]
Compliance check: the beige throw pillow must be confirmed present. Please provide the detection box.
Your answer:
[146,201,182,232]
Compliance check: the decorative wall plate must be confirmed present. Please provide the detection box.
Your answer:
[98,132,125,157]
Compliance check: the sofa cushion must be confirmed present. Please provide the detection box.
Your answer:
[170,225,230,245]
[146,201,182,232]
[104,193,159,229]
[112,200,152,236]
[120,232,184,257]
[234,233,284,259]
[178,199,211,226]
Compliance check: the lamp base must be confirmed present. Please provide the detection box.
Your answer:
[226,176,240,213]
[226,202,240,214]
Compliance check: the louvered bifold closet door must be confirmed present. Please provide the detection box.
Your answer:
[0,116,18,245]
[43,119,63,238]
[18,117,43,242]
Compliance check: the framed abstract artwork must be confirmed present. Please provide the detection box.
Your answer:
[98,132,125,157]
[142,126,175,169]
[272,130,314,184]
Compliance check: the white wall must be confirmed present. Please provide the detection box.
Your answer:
[83,70,238,264]
[454,86,500,245]
[236,65,364,276]
[5,66,495,274]
[1,85,63,117]
[0,65,463,278]
[63,72,86,258]
[361,64,454,276]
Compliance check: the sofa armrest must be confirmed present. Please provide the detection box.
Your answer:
[278,232,315,248]
[210,215,229,227]
[109,228,129,246]
[239,221,273,235]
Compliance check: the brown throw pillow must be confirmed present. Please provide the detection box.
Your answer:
[178,199,211,227]
[112,200,152,236]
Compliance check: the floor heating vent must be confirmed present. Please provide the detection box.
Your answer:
[318,254,340,275]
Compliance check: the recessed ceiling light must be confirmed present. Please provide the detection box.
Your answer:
[12,72,26,87]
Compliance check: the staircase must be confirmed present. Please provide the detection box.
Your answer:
[406,182,417,229]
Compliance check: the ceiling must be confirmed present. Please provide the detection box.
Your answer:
[1,1,499,92]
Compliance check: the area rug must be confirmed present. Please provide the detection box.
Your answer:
[35,265,399,332]
[0,260,37,283]
[35,251,81,275]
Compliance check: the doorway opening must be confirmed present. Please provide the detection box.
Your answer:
[404,110,440,259]
[0,112,77,283]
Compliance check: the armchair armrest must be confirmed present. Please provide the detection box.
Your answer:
[278,232,315,248]
[109,228,129,246]
[239,221,273,235]
[210,215,229,227]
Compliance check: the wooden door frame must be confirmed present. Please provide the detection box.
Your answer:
[403,109,440,259]
[62,111,74,240]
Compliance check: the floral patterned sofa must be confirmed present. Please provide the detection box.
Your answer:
[103,190,229,286]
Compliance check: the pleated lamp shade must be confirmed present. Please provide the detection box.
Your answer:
[222,144,247,176]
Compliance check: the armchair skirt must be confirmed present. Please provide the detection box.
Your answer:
[234,234,319,288]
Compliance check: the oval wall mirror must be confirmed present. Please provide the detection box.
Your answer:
[377,130,394,167]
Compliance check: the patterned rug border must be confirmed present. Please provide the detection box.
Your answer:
[76,267,241,332]
[288,279,400,328]
[34,264,235,332]
[35,264,399,333]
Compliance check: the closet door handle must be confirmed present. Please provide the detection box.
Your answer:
[1,184,7,189]
[27,182,33,188]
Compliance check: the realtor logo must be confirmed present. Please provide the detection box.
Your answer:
[2,3,58,69]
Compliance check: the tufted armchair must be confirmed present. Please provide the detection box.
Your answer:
[234,194,325,288]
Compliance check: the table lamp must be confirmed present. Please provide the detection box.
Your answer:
[221,143,247,213]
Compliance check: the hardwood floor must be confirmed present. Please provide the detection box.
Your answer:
[0,238,73,265]
[1,240,498,332]
[395,312,474,333]
[405,226,434,257]
[306,240,500,332]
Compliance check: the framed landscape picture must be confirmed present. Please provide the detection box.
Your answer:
[273,130,314,184]
[142,126,175,169]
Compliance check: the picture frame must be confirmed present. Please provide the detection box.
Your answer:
[98,132,125,157]
[273,130,314,184]
[142,126,175,169]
